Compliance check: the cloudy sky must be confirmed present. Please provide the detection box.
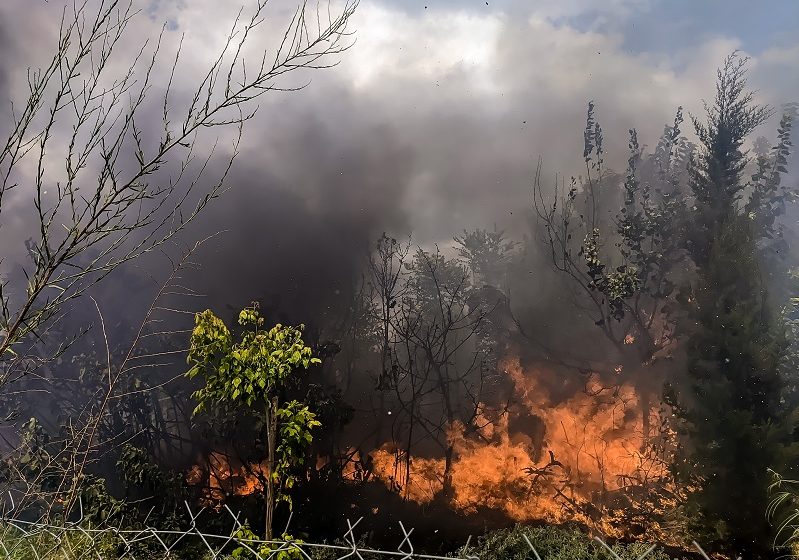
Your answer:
[0,0,797,321]
[139,0,798,242]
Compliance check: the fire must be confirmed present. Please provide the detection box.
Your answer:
[184,358,678,541]
[191,448,376,508]
[187,452,269,505]
[370,357,674,539]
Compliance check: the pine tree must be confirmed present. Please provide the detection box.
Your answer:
[686,53,772,266]
[676,213,788,553]
[670,52,797,557]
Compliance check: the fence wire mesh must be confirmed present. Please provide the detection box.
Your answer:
[0,496,729,560]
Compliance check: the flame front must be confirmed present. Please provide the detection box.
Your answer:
[371,357,674,539]
[187,452,269,505]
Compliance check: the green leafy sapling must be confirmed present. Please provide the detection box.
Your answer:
[186,303,321,539]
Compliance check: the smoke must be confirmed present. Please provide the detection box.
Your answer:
[0,1,797,539]
[184,95,415,327]
[0,0,796,320]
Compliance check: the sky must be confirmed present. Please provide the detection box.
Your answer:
[375,0,799,56]
[0,0,797,322]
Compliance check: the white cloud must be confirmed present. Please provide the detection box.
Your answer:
[0,0,796,251]
[343,4,504,96]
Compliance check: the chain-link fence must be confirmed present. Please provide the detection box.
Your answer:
[0,496,729,560]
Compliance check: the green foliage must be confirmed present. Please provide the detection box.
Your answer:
[580,228,639,321]
[665,53,798,557]
[781,285,799,406]
[767,470,799,557]
[458,525,670,560]
[615,115,687,307]
[534,102,690,345]
[187,306,320,413]
[0,524,125,560]
[745,104,797,243]
[687,52,773,266]
[580,110,687,328]
[9,418,59,491]
[185,303,321,535]
[77,477,122,524]
[116,444,188,528]
[543,53,797,556]
[275,401,321,505]
[0,521,246,560]
[535,52,797,555]
[230,524,306,560]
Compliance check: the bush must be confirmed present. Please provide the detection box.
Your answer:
[458,525,671,560]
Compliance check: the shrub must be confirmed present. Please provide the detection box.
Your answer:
[458,525,671,560]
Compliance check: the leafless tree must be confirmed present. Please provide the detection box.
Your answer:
[371,244,487,500]
[0,0,358,392]
[363,234,409,467]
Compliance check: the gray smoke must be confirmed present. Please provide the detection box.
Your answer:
[0,0,795,389]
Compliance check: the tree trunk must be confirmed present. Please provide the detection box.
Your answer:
[442,444,454,500]
[265,397,278,540]
[374,390,386,449]
[402,402,416,498]
[640,387,651,449]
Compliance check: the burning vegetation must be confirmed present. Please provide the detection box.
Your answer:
[0,4,797,556]
[171,57,799,558]
[368,357,677,541]
[187,453,269,505]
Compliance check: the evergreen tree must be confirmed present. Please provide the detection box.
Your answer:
[686,53,773,266]
[669,52,797,557]
[675,213,788,553]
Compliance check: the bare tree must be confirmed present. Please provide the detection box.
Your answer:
[372,245,487,500]
[369,234,411,392]
[0,0,358,391]
[365,234,411,457]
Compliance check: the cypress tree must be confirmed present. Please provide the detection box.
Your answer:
[677,213,788,554]
[670,52,797,556]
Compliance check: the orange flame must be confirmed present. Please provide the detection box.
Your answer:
[370,357,674,538]
[187,452,269,505]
